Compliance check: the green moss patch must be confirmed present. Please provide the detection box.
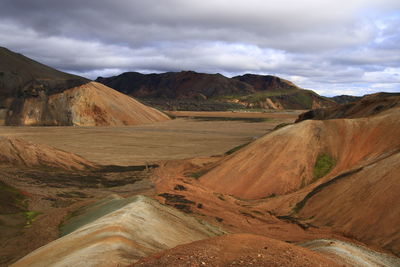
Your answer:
[0,181,41,228]
[23,211,42,227]
[0,181,27,214]
[313,153,335,182]
[189,169,209,179]
[225,142,251,155]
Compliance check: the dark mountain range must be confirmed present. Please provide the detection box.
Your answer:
[96,71,336,110]
[329,95,361,104]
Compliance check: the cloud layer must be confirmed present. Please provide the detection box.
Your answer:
[1,0,399,96]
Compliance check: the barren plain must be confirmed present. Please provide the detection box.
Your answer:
[0,111,301,166]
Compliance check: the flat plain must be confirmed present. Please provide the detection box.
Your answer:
[0,111,301,166]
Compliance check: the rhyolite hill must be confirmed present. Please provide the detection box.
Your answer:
[0,47,170,126]
[96,71,337,111]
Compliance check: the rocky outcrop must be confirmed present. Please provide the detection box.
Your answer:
[5,82,171,126]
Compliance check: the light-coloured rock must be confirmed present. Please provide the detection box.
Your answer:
[12,195,224,267]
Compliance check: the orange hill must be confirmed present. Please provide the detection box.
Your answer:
[200,107,400,199]
[6,82,171,126]
[0,46,170,126]
[198,95,400,255]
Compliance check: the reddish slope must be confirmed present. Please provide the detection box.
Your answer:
[134,233,340,267]
[200,108,400,199]
[293,151,400,256]
[0,136,96,170]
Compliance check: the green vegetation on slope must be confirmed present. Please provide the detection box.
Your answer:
[225,142,251,155]
[0,181,27,214]
[189,169,209,179]
[0,181,40,228]
[313,153,335,182]
[23,211,42,227]
[215,89,296,102]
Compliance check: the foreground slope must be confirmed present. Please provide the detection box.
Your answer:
[197,105,400,255]
[0,47,170,126]
[134,233,340,267]
[12,195,224,267]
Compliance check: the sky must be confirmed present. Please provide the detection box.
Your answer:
[0,0,399,96]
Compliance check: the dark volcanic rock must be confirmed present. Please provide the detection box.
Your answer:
[96,71,337,110]
[96,71,255,99]
[330,95,361,104]
[232,73,299,91]
[296,92,400,122]
[0,47,89,101]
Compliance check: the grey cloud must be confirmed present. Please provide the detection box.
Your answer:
[0,0,399,96]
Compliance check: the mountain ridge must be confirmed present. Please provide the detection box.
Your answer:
[96,71,337,110]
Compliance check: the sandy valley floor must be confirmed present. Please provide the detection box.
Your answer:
[0,111,300,166]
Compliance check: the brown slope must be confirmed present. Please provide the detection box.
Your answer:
[296,92,400,122]
[6,81,171,126]
[0,136,96,170]
[199,107,400,199]
[0,46,89,106]
[292,151,400,256]
[134,233,340,267]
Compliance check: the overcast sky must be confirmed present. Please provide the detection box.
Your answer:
[1,0,399,96]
